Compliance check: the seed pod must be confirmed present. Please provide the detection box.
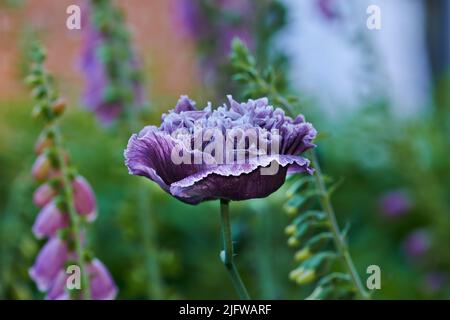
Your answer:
[287,236,300,247]
[289,267,316,285]
[294,247,312,262]
[284,224,296,236]
[51,98,66,116]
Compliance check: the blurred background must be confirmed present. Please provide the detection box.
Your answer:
[0,0,449,299]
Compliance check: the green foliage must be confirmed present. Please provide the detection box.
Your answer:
[230,39,369,299]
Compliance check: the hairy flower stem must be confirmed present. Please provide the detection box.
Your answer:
[38,62,91,299]
[54,128,91,300]
[219,199,250,300]
[277,99,368,299]
[310,152,369,299]
[231,39,367,298]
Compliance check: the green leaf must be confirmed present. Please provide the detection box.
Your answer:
[317,272,351,287]
[292,210,327,226]
[285,176,315,198]
[307,273,354,300]
[306,285,334,300]
[302,252,336,269]
[292,220,327,245]
[304,232,333,252]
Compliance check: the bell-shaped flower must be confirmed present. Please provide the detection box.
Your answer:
[33,183,56,208]
[29,237,68,292]
[73,176,97,222]
[32,200,69,239]
[87,258,118,300]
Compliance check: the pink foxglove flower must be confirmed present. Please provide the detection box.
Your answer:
[33,183,57,208]
[45,259,117,300]
[32,201,69,239]
[29,237,68,292]
[73,176,97,222]
[87,259,118,300]
[46,270,69,300]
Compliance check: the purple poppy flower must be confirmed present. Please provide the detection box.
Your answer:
[32,201,69,239]
[125,96,316,204]
[73,175,97,222]
[87,258,118,300]
[378,190,412,217]
[29,237,68,292]
[33,183,56,208]
[403,229,431,259]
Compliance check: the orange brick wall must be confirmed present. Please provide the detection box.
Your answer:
[0,0,198,103]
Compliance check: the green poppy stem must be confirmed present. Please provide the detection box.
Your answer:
[219,199,251,300]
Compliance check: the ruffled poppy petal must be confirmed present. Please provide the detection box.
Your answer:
[170,155,312,204]
[124,125,211,192]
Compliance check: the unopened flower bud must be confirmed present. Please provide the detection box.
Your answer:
[32,154,51,181]
[34,132,54,155]
[289,267,315,285]
[51,98,66,116]
[25,74,42,86]
[294,247,312,262]
[285,224,296,236]
[287,236,299,247]
[32,86,47,99]
[284,204,297,216]
[295,268,316,285]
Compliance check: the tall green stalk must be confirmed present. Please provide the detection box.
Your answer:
[27,43,91,299]
[219,199,251,300]
[54,128,91,300]
[230,39,369,299]
[310,152,369,299]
